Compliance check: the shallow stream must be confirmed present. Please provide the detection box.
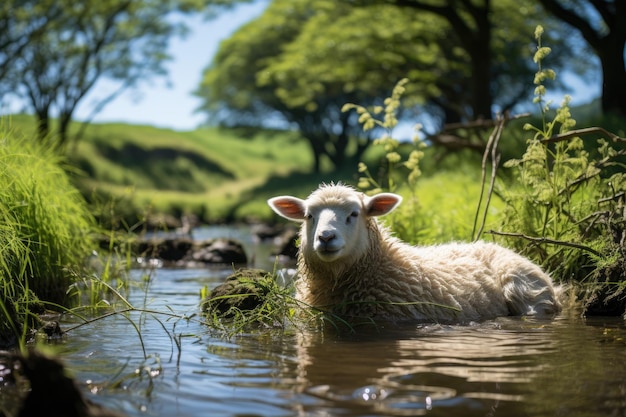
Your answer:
[12,226,626,416]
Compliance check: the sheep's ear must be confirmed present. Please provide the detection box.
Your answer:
[364,193,402,217]
[267,196,307,221]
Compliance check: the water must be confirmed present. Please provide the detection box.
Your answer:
[8,226,626,416]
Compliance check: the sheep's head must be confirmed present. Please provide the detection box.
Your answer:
[268,184,401,265]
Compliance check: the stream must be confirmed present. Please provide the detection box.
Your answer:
[8,226,626,416]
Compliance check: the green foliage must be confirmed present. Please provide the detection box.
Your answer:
[0,124,97,345]
[343,79,425,192]
[196,0,586,172]
[257,2,443,110]
[498,26,626,290]
[344,78,497,245]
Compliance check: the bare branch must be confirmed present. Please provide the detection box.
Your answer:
[540,126,626,144]
[473,114,505,241]
[487,230,601,256]
[443,112,530,131]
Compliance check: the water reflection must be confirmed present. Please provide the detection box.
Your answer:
[285,316,626,417]
[52,266,626,417]
[290,320,561,416]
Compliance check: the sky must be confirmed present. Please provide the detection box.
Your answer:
[83,1,269,130]
[2,1,269,131]
[2,1,602,132]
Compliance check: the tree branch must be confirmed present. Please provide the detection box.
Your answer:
[536,0,602,47]
[443,112,530,131]
[540,126,626,144]
[487,230,601,256]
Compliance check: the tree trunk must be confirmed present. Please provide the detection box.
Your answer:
[307,137,324,173]
[467,2,493,120]
[58,111,72,149]
[35,108,50,142]
[469,46,493,119]
[598,32,626,117]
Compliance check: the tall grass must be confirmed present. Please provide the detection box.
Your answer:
[0,122,97,345]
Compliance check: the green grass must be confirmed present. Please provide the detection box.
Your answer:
[6,114,315,224]
[0,122,97,345]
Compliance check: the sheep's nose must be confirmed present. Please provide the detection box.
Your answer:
[318,230,335,243]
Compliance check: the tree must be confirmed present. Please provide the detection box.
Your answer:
[196,0,384,172]
[0,0,62,87]
[536,0,626,116]
[357,0,586,121]
[197,0,582,169]
[383,0,495,120]
[0,0,239,148]
[259,0,553,124]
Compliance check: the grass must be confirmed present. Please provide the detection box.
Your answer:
[0,123,98,346]
[6,114,313,225]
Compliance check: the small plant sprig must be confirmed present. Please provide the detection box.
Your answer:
[503,25,586,240]
[342,78,425,195]
[342,79,426,240]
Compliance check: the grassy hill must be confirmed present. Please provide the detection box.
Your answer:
[5,114,359,226]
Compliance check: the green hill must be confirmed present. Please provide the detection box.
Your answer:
[5,114,323,225]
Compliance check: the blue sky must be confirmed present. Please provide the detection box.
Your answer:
[77,1,269,130]
[2,1,601,132]
[1,1,269,131]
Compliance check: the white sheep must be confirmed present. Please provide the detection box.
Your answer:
[268,183,562,322]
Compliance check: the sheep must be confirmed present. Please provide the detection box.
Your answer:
[267,183,562,323]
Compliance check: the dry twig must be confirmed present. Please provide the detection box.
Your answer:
[487,230,601,256]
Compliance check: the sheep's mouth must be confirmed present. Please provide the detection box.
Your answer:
[316,246,343,260]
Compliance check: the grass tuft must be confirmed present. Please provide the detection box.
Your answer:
[0,121,97,346]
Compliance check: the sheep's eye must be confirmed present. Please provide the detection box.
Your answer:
[346,211,359,223]
[305,213,313,220]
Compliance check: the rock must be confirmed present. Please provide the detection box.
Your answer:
[15,350,129,417]
[274,229,299,259]
[252,223,284,240]
[133,236,247,267]
[134,237,194,262]
[202,269,272,315]
[184,238,247,265]
[37,321,65,340]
